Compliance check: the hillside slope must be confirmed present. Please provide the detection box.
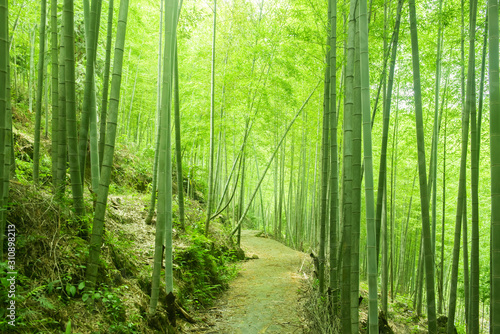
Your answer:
[0,113,242,333]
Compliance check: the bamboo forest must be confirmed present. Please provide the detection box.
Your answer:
[1,0,500,332]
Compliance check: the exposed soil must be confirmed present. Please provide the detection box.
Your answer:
[185,230,310,333]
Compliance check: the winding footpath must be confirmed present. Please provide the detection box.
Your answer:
[211,230,309,334]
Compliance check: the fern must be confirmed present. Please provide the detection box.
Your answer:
[26,284,46,298]
[35,295,55,310]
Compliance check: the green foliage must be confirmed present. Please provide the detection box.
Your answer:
[14,156,52,185]
[174,228,237,308]
[83,284,140,333]
[9,0,499,329]
[110,143,154,194]
[65,320,71,334]
[4,11,245,329]
[239,211,259,230]
[301,276,341,333]
[0,264,62,331]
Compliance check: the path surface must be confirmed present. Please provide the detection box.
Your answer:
[211,230,309,334]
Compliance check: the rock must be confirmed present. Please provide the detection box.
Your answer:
[244,254,259,260]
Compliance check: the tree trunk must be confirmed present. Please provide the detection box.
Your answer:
[408,0,437,330]
[50,0,59,189]
[359,0,378,329]
[150,0,178,315]
[173,46,185,230]
[78,0,102,184]
[125,54,140,140]
[56,14,67,197]
[145,0,163,225]
[0,0,8,259]
[350,4,361,330]
[29,26,35,114]
[3,61,11,243]
[85,0,129,290]
[237,152,245,247]
[63,0,85,216]
[98,0,113,170]
[468,0,480,331]
[33,0,47,185]
[489,0,500,329]
[438,108,447,314]
[462,197,469,330]
[341,2,356,330]
[318,58,329,296]
[327,0,339,310]
[447,40,472,334]
[205,0,217,235]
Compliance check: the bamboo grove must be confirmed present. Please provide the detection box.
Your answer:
[1,0,500,331]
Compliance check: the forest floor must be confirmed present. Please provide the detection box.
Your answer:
[183,229,310,333]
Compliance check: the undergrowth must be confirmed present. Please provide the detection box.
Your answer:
[300,271,454,334]
[0,116,242,333]
[300,274,341,334]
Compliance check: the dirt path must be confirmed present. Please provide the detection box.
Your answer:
[209,230,309,334]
